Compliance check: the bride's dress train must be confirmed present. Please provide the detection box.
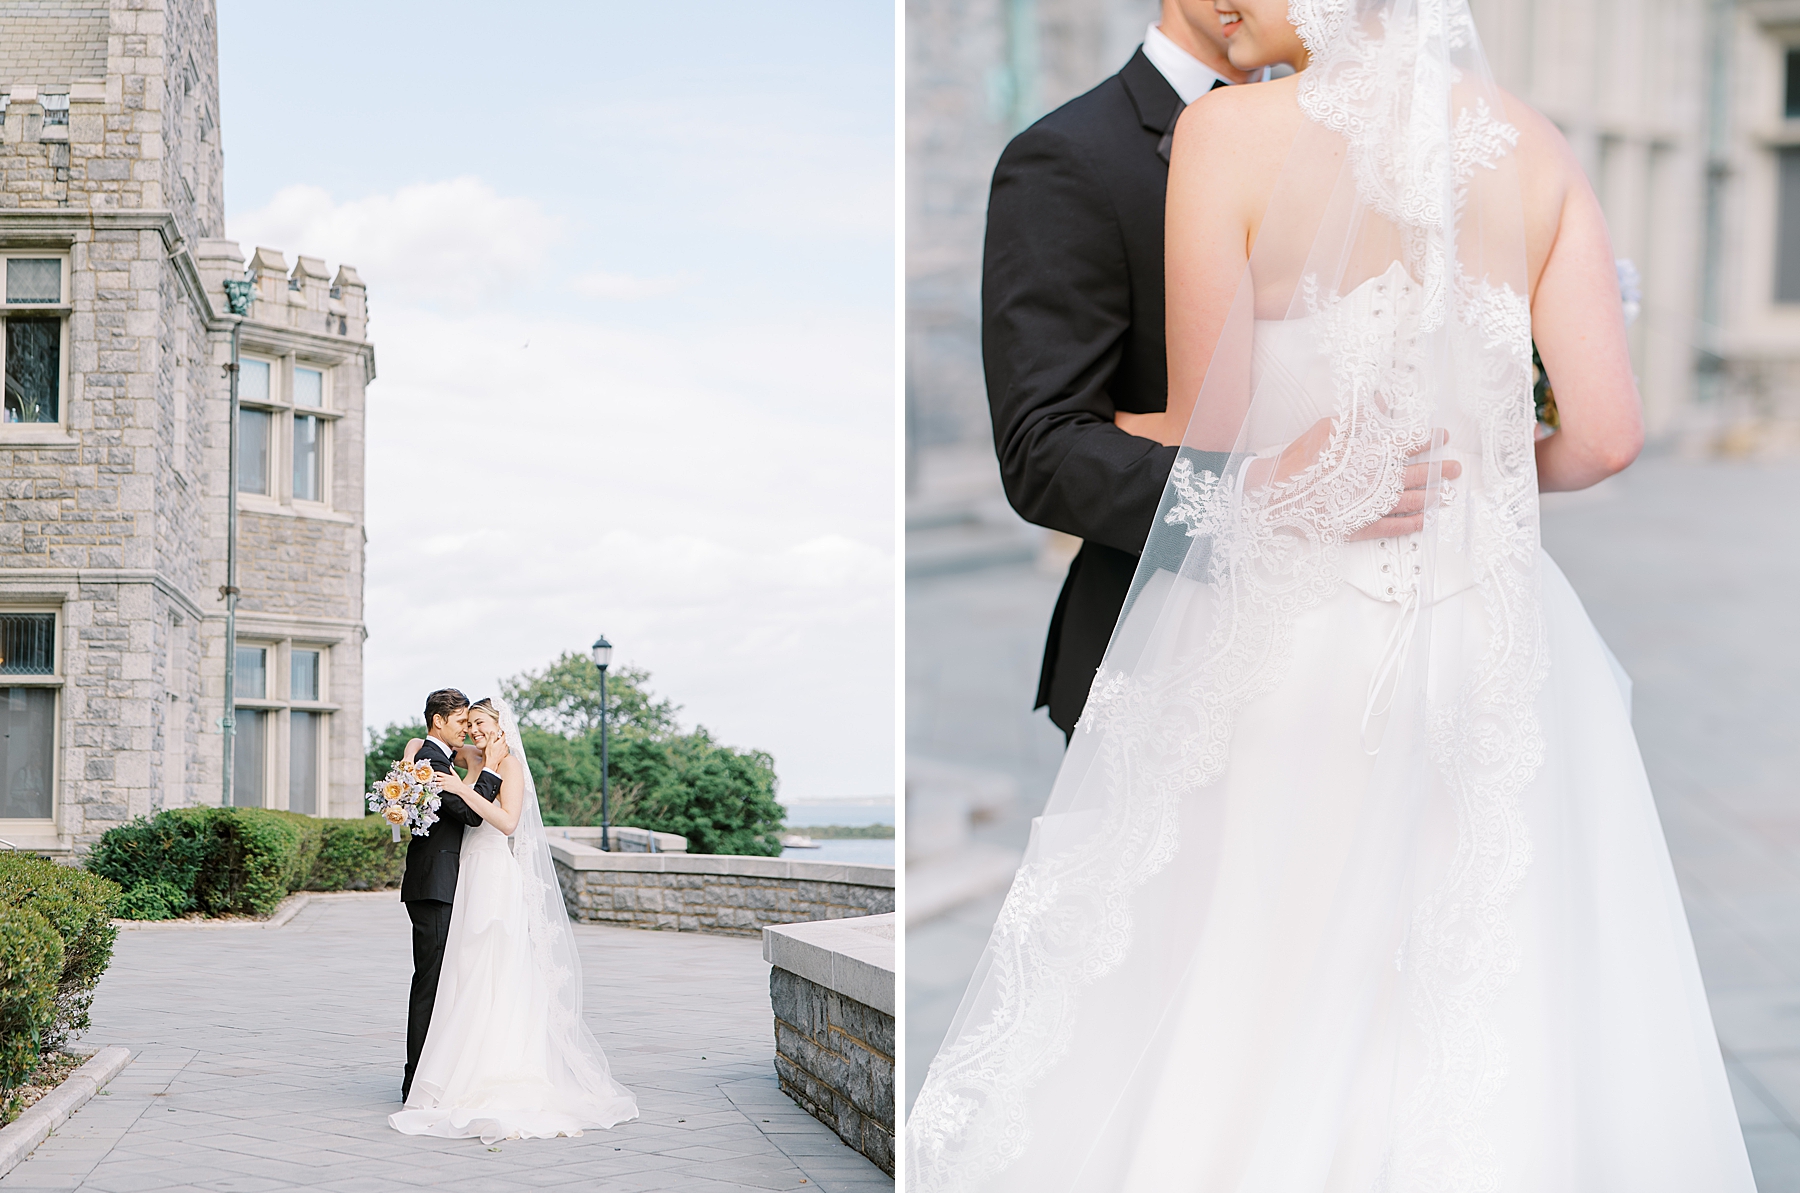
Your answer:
[390,706,636,1143]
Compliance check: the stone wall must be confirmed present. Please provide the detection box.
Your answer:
[545,825,688,854]
[550,842,894,936]
[764,915,895,1175]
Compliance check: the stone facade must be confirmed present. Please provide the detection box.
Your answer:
[0,0,370,851]
[550,842,896,936]
[764,914,896,1176]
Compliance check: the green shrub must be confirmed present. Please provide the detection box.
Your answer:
[88,806,408,922]
[84,814,206,915]
[306,817,406,891]
[177,808,303,918]
[0,854,118,1051]
[0,904,61,1114]
[113,879,191,921]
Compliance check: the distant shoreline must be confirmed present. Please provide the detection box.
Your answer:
[785,823,894,839]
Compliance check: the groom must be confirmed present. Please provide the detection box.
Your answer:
[985,1,1425,739]
[400,687,502,1100]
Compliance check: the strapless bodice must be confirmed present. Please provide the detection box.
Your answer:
[1243,265,1478,607]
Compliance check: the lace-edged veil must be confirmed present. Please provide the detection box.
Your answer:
[908,2,1548,1189]
[486,699,634,1106]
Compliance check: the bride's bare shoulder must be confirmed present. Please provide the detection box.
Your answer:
[1175,73,1305,156]
[1493,87,1587,279]
[1169,74,1306,218]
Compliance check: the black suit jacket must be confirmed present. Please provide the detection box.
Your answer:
[399,738,502,904]
[984,48,1229,736]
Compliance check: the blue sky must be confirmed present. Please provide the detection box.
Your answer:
[218,1,897,801]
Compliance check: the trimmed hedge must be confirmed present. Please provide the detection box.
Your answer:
[0,904,61,1114]
[88,808,408,921]
[0,855,119,1051]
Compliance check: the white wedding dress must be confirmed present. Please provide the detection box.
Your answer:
[908,3,1756,1189]
[389,705,637,1143]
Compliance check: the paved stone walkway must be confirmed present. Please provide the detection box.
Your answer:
[2,894,891,1193]
[907,455,1800,1190]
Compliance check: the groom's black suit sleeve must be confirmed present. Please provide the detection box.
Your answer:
[983,102,1179,557]
[983,50,1230,737]
[420,748,498,828]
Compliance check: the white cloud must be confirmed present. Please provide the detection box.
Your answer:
[232,180,896,802]
[229,177,561,309]
[570,270,688,301]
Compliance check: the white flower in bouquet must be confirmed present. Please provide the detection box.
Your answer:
[366,759,445,843]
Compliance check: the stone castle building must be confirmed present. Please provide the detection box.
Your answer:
[0,0,370,852]
[908,0,1800,525]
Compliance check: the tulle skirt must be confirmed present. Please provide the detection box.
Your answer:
[968,552,1753,1191]
[389,826,638,1144]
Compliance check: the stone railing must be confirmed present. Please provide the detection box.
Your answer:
[764,914,895,1175]
[544,825,688,854]
[549,841,894,936]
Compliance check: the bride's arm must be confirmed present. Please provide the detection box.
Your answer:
[1515,102,1644,491]
[400,738,424,765]
[433,755,523,835]
[1529,190,1643,489]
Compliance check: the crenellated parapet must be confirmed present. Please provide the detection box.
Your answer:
[1,0,221,232]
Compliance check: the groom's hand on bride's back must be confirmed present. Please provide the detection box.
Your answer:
[1241,418,1462,541]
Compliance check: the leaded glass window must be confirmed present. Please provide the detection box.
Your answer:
[291,650,320,701]
[293,414,320,502]
[4,259,60,304]
[294,367,323,407]
[239,357,271,403]
[4,317,60,423]
[0,614,55,675]
[239,408,270,493]
[235,646,266,699]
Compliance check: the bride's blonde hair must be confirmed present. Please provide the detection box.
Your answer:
[469,698,506,745]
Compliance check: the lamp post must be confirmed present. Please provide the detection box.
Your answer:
[591,636,613,851]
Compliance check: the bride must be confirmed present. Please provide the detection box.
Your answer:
[908,1,1756,1190]
[389,698,638,1143]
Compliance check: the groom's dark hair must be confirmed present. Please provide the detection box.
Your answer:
[424,688,470,733]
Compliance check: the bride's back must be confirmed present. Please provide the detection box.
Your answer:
[1165,60,1641,490]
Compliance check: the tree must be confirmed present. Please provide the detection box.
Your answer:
[365,721,425,795]
[500,653,679,739]
[608,729,785,856]
[516,726,605,828]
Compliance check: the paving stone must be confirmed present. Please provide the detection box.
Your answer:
[0,899,889,1192]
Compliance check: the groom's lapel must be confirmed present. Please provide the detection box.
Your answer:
[1123,48,1234,165]
[1120,47,1181,158]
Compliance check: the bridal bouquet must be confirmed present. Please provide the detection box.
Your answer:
[367,760,443,843]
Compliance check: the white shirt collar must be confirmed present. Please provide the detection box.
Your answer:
[1143,22,1232,104]
[426,735,456,757]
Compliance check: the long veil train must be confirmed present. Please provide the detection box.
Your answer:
[907,2,1755,1189]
